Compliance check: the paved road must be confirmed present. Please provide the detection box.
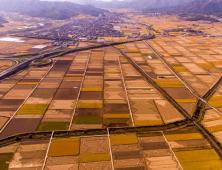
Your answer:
[0,25,154,81]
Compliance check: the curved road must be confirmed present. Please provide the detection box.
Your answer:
[0,25,154,81]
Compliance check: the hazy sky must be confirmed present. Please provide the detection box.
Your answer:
[41,0,125,3]
[42,0,117,1]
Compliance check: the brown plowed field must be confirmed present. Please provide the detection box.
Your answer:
[103,103,129,114]
[0,99,24,106]
[45,164,78,170]
[79,161,111,170]
[79,92,103,100]
[19,79,41,82]
[13,84,37,89]
[163,88,196,99]
[0,118,42,139]
[114,158,146,169]
[54,89,79,100]
[38,79,62,89]
[140,142,169,150]
[30,89,57,99]
[80,137,109,154]
[75,109,102,116]
[168,139,210,148]
[143,149,173,157]
[0,117,8,129]
[60,81,82,88]
[46,156,78,166]
[155,100,184,123]
[3,89,34,99]
[113,151,142,160]
[46,71,66,78]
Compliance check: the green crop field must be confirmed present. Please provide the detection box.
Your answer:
[37,122,69,131]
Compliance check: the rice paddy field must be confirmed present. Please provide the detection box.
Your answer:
[201,106,222,145]
[144,38,220,97]
[4,34,221,137]
[116,41,198,116]
[208,85,222,112]
[0,126,221,170]
[0,45,187,139]
[133,15,222,96]
[134,14,222,37]
[1,12,222,169]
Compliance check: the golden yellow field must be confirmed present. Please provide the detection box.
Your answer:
[110,134,138,145]
[181,160,222,170]
[165,133,204,141]
[209,96,222,108]
[17,104,48,114]
[134,120,163,126]
[197,63,216,69]
[175,99,197,103]
[81,88,103,91]
[175,149,220,162]
[207,124,222,133]
[48,138,80,157]
[127,49,140,53]
[17,82,39,85]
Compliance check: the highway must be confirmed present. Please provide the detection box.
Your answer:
[0,25,154,81]
[1,23,222,156]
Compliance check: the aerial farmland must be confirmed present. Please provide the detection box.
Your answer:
[0,8,222,170]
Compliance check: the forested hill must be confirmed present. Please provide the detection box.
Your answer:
[0,0,108,20]
[146,0,222,17]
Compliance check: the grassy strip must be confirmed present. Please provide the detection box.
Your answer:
[0,119,191,148]
[0,132,52,148]
[192,100,206,122]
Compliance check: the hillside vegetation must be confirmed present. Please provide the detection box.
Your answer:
[0,0,108,20]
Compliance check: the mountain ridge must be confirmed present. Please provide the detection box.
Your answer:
[146,0,222,16]
[0,0,108,20]
[74,0,192,9]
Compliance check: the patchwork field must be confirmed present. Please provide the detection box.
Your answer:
[117,41,198,116]
[0,125,221,170]
[1,38,214,137]
[0,11,222,170]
